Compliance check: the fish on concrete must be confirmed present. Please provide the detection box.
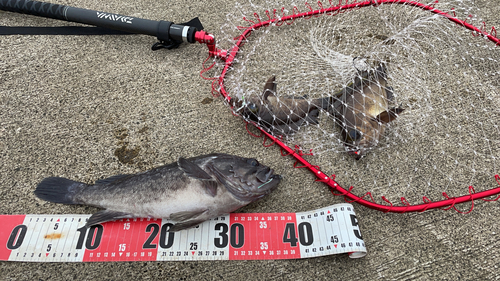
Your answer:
[34,153,281,231]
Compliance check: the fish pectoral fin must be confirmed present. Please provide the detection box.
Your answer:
[168,219,207,232]
[86,210,133,227]
[170,209,208,222]
[95,174,131,185]
[178,157,213,180]
[202,179,218,197]
[263,76,277,99]
[374,106,405,123]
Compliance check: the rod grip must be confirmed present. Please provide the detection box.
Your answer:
[0,0,67,21]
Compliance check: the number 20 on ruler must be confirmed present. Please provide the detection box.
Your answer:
[1,205,366,261]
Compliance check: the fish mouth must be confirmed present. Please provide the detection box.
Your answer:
[256,167,282,190]
[209,164,281,202]
[256,167,273,182]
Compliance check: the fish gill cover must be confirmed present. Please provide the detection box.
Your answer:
[205,0,500,208]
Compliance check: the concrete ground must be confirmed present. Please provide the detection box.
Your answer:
[0,0,499,280]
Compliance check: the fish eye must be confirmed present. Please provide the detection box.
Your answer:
[348,129,363,141]
[247,159,259,166]
[247,103,259,114]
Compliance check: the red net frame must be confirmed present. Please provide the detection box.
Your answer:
[194,0,500,213]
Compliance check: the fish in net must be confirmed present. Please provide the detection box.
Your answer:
[203,0,500,211]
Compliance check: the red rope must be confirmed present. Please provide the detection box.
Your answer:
[481,175,500,202]
[262,135,277,147]
[245,123,263,138]
[400,197,411,207]
[304,2,315,19]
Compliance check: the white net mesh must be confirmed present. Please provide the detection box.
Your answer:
[209,0,499,206]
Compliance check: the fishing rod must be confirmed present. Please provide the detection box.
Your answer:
[0,0,215,50]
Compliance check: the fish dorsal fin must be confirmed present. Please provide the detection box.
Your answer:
[374,62,388,81]
[178,157,218,197]
[374,106,405,124]
[343,71,368,98]
[95,174,130,185]
[85,210,133,227]
[170,209,207,222]
[332,61,376,102]
[263,76,277,99]
[178,157,212,180]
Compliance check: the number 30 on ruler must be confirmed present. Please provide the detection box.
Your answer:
[0,203,366,261]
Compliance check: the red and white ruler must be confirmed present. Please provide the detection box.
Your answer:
[0,203,366,262]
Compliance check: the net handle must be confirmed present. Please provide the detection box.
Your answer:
[213,0,500,213]
[0,0,201,45]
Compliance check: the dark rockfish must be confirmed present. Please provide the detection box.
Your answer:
[35,153,281,231]
[237,76,331,135]
[333,63,404,159]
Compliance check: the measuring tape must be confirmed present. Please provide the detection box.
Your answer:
[0,203,366,262]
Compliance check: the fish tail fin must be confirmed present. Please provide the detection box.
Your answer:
[263,76,277,98]
[34,177,86,204]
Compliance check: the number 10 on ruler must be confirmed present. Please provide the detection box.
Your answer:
[0,204,366,261]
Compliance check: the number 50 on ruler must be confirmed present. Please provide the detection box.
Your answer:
[0,203,366,262]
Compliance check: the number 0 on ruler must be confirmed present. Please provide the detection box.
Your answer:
[0,203,366,262]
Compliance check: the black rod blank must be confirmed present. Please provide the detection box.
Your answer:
[0,0,197,43]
